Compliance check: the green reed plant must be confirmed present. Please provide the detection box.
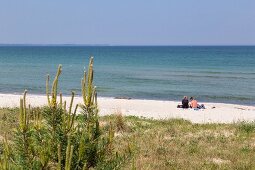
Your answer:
[0,134,11,170]
[0,56,131,169]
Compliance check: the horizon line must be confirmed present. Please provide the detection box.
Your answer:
[0,43,255,47]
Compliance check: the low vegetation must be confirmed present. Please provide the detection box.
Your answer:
[1,109,255,169]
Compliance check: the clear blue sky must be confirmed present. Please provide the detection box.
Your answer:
[0,0,254,45]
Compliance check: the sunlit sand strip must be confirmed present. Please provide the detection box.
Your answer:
[0,93,255,124]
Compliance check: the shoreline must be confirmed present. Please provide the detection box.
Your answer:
[0,93,255,124]
[0,92,253,107]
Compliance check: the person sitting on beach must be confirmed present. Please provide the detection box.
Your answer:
[189,97,206,109]
[189,97,198,108]
[177,96,189,108]
[182,96,189,108]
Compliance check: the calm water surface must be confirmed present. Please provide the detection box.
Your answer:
[0,46,254,105]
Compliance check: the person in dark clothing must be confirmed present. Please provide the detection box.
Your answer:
[182,96,189,108]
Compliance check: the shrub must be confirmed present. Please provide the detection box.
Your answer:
[238,121,255,134]
[0,57,131,169]
[115,111,126,132]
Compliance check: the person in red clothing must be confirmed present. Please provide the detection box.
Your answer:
[189,97,198,108]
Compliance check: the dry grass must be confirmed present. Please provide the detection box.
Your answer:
[0,108,19,140]
[115,110,126,132]
[1,108,255,169]
[100,116,255,169]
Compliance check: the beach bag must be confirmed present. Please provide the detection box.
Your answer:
[198,104,205,109]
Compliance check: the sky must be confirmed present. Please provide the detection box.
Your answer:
[0,0,255,45]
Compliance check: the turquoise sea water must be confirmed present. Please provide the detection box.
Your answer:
[0,46,254,105]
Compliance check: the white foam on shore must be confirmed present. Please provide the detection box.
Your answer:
[0,93,255,124]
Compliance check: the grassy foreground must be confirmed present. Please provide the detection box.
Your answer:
[1,108,255,169]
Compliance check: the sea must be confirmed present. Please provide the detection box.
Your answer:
[0,45,254,105]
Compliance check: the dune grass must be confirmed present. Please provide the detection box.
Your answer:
[0,108,19,140]
[102,114,255,169]
[1,108,255,169]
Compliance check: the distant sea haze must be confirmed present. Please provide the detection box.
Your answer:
[0,46,254,105]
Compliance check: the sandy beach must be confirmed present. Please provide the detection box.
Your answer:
[0,93,254,124]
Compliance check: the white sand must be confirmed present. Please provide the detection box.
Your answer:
[0,93,254,124]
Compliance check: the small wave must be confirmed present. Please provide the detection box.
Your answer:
[201,95,253,101]
[177,75,255,80]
